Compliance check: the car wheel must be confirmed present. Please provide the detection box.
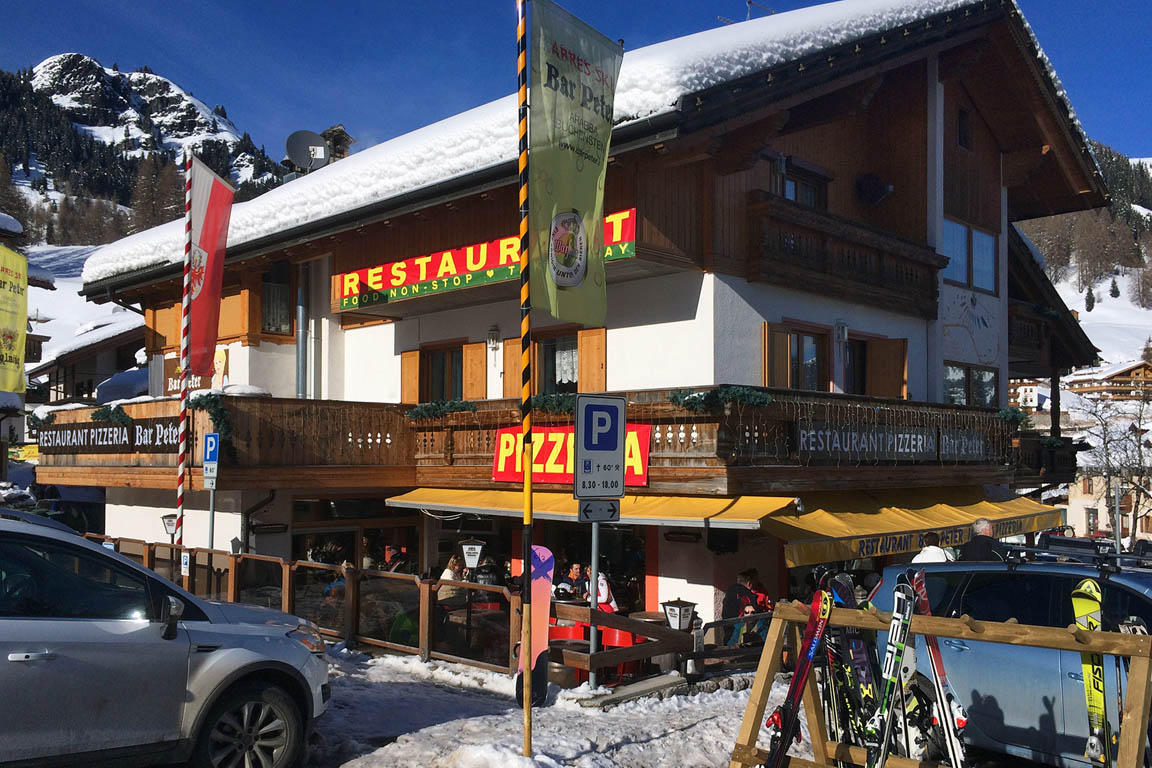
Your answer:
[193,682,303,768]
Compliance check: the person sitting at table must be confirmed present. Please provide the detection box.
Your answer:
[592,568,618,613]
[438,554,466,603]
[554,562,588,600]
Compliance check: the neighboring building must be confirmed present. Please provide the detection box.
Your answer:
[38,0,1105,618]
[26,314,146,403]
[1064,361,1152,402]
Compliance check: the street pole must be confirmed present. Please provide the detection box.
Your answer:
[208,486,216,550]
[589,521,600,689]
[1115,482,1124,553]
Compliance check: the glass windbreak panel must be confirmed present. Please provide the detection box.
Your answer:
[944,365,968,405]
[294,531,356,565]
[972,230,996,292]
[292,564,346,633]
[237,558,283,609]
[844,339,867,395]
[971,368,998,407]
[433,585,511,667]
[0,539,150,620]
[539,335,578,395]
[941,219,969,283]
[358,572,421,649]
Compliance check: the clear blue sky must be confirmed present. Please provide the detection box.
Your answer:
[1,0,1148,159]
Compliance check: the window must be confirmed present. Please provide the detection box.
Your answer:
[770,156,829,211]
[0,538,151,620]
[957,108,972,150]
[944,363,999,407]
[844,339,867,396]
[261,262,292,334]
[1086,508,1099,533]
[764,323,829,392]
[538,335,578,395]
[941,218,997,293]
[421,346,463,402]
[958,573,1056,626]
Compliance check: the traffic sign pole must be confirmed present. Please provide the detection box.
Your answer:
[204,433,220,550]
[589,520,600,689]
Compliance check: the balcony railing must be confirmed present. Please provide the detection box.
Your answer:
[1013,430,1079,486]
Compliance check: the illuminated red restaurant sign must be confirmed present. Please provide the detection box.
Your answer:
[492,424,651,486]
[335,208,636,310]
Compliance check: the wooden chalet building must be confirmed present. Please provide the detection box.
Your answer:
[38,0,1105,618]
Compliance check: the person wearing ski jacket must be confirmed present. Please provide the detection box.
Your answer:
[721,572,759,643]
[959,517,1007,561]
[912,531,955,563]
[593,571,618,612]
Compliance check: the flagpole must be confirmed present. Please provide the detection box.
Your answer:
[176,150,193,547]
[516,0,535,757]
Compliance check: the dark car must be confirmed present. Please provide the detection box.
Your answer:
[871,560,1152,767]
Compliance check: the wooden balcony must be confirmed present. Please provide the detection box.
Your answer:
[1012,430,1079,487]
[1008,300,1054,379]
[747,192,946,319]
[35,387,1015,494]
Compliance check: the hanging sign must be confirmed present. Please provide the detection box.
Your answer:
[492,424,651,486]
[335,209,635,310]
[0,245,28,393]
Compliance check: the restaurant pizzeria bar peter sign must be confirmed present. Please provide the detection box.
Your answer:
[335,208,636,310]
[38,417,180,455]
[797,421,937,461]
[492,424,651,486]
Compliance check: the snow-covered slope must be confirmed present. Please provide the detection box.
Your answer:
[32,53,241,158]
[1054,270,1152,364]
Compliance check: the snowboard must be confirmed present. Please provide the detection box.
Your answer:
[516,545,554,708]
[1072,577,1110,765]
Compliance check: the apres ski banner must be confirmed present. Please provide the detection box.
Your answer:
[529,0,622,326]
[187,156,235,376]
[0,245,27,393]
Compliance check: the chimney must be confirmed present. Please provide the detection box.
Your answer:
[321,124,356,161]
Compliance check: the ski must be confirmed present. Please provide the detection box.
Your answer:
[765,590,833,768]
[828,573,880,744]
[864,580,914,768]
[1072,577,1111,766]
[908,568,967,767]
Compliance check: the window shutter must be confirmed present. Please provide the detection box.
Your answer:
[577,328,607,392]
[763,323,791,387]
[865,338,908,399]
[462,342,487,400]
[503,339,521,399]
[400,350,420,404]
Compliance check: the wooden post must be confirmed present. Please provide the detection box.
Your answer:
[343,566,360,645]
[1118,654,1152,767]
[796,621,832,766]
[143,543,155,572]
[729,614,788,768]
[509,590,523,674]
[281,562,293,614]
[227,554,240,602]
[418,578,434,663]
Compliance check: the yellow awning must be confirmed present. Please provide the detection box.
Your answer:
[766,487,1063,567]
[386,488,793,529]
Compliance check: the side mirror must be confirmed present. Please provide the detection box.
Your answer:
[161,595,184,640]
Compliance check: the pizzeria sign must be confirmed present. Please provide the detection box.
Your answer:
[335,208,636,310]
[492,424,651,486]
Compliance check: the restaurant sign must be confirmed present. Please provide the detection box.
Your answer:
[38,417,180,455]
[939,428,993,462]
[797,421,937,461]
[335,208,637,311]
[492,424,651,486]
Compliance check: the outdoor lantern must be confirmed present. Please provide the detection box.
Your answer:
[460,538,485,569]
[662,598,697,631]
[161,514,178,544]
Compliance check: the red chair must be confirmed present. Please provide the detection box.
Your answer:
[473,601,501,611]
[549,624,588,683]
[598,627,637,685]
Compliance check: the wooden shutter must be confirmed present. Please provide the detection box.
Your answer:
[865,338,908,399]
[503,339,520,399]
[762,323,791,387]
[462,342,487,400]
[578,328,607,392]
[400,350,420,404]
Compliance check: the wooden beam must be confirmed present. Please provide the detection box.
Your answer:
[775,75,885,137]
[1002,144,1052,187]
[728,616,787,768]
[938,38,991,81]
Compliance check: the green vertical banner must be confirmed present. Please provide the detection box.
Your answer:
[529,0,622,327]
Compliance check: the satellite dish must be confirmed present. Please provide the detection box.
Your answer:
[285,130,329,172]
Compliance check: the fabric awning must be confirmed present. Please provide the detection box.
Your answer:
[765,487,1063,567]
[386,489,794,530]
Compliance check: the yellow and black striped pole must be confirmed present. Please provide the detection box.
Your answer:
[516,0,535,756]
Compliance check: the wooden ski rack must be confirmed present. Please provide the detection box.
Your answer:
[730,600,1152,768]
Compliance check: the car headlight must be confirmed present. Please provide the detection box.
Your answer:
[287,623,325,654]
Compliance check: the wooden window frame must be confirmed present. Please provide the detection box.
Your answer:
[766,154,831,212]
[944,360,999,408]
[532,324,581,396]
[941,217,999,297]
[763,320,832,392]
[260,262,297,338]
[418,338,468,403]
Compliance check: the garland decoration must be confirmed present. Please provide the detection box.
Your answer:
[531,392,576,414]
[189,394,237,460]
[91,405,134,427]
[671,385,775,413]
[406,400,478,420]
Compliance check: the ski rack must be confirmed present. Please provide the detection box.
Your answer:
[729,599,1152,768]
[1004,546,1152,574]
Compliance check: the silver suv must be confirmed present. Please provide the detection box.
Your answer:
[0,516,329,767]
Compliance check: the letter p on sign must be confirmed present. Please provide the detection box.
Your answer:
[584,405,618,451]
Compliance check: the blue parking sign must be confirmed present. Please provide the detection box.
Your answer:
[574,395,626,500]
[204,433,220,464]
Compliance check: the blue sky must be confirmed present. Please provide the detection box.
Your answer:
[2,0,1149,159]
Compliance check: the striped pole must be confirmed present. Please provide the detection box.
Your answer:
[176,150,193,547]
[516,0,534,756]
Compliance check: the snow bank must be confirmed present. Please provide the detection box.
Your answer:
[83,0,1084,288]
[0,210,22,236]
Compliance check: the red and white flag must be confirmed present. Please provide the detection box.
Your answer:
[187,157,235,375]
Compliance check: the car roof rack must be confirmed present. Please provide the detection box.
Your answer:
[0,508,79,535]
[1005,545,1152,575]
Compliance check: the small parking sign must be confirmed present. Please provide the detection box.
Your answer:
[180,551,190,577]
[574,394,626,500]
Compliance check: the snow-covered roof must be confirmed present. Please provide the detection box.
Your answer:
[0,210,22,237]
[26,263,55,288]
[1066,359,1149,383]
[82,0,1092,287]
[27,314,145,374]
[1013,224,1046,271]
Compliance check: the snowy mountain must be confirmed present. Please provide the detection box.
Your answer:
[1052,269,1152,364]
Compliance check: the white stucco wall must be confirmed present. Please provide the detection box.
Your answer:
[712,274,931,400]
[656,533,720,623]
[105,487,243,550]
[342,322,401,403]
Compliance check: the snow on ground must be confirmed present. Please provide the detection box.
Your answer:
[1054,270,1152,364]
[311,652,794,768]
[83,0,1078,286]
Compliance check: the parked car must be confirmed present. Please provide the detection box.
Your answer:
[0,514,329,767]
[871,559,1152,768]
